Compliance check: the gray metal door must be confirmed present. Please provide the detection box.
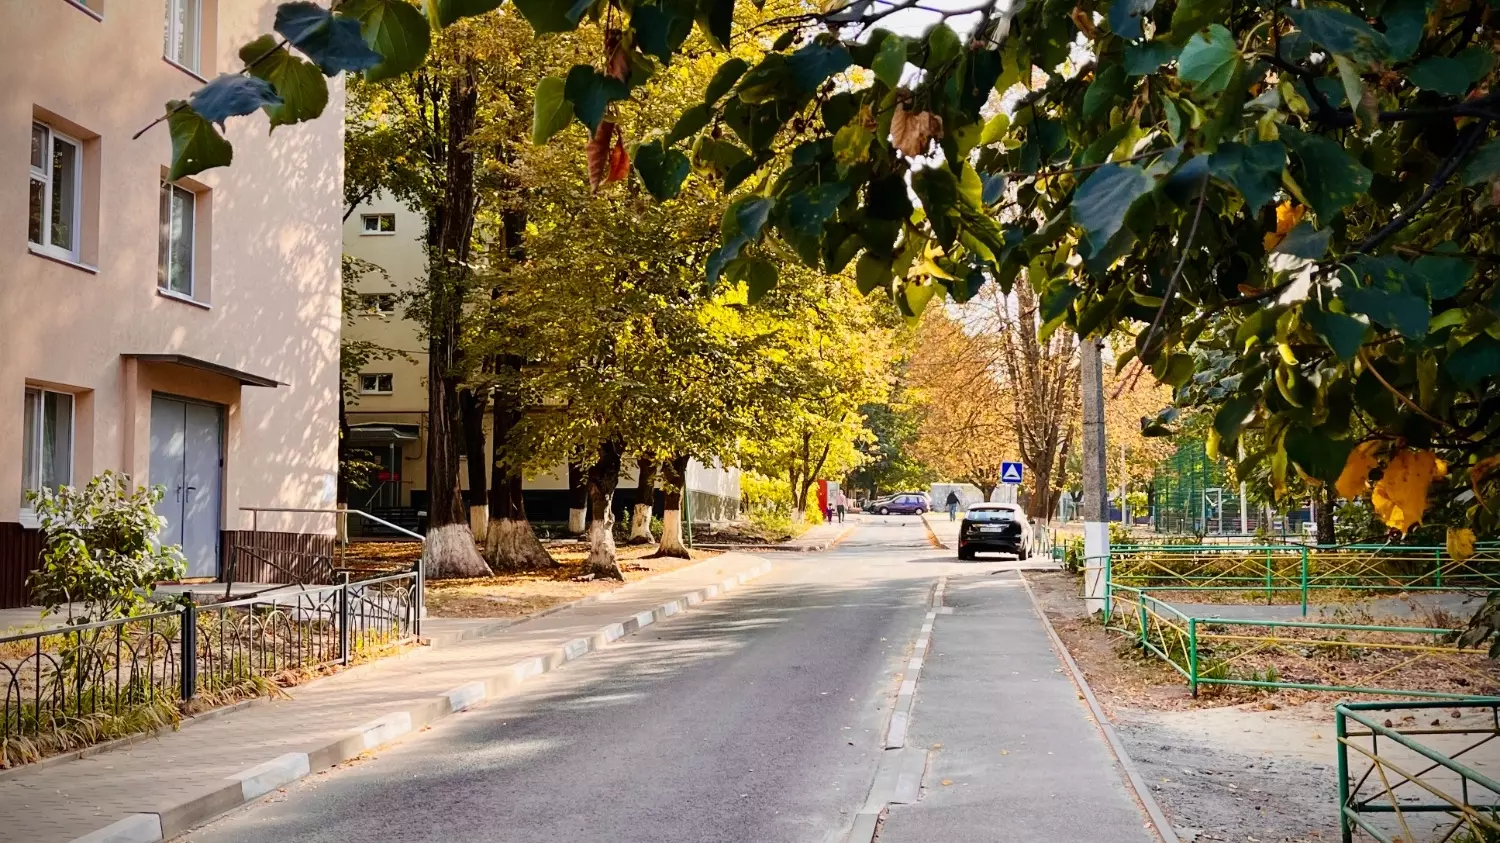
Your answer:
[149,396,222,578]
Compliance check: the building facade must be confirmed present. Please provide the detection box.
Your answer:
[1,1,345,606]
[342,197,740,528]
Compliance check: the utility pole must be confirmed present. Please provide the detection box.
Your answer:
[1080,336,1109,614]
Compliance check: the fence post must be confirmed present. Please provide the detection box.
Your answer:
[1138,598,1148,649]
[338,571,351,666]
[412,559,424,637]
[1336,706,1352,843]
[1435,548,1443,589]
[1265,548,1274,604]
[1189,618,1198,697]
[180,598,197,702]
[1300,547,1310,618]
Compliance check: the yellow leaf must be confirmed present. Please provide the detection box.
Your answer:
[1336,441,1380,500]
[1447,527,1476,563]
[1262,201,1306,251]
[1372,449,1443,533]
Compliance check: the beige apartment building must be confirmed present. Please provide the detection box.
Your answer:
[343,197,741,528]
[0,1,344,606]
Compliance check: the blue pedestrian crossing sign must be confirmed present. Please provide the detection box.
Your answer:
[1000,462,1024,484]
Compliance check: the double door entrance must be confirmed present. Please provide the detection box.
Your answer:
[149,396,223,578]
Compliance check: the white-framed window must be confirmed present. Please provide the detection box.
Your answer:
[163,0,202,72]
[359,293,397,315]
[360,373,394,394]
[360,213,396,235]
[21,388,74,509]
[29,123,83,262]
[158,181,196,297]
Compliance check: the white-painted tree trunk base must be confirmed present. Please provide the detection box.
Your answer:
[585,516,622,579]
[468,504,489,540]
[423,522,490,579]
[1082,520,1109,616]
[627,503,654,545]
[567,508,587,535]
[655,508,689,558]
[485,517,553,572]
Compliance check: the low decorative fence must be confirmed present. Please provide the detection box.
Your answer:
[1336,700,1500,842]
[0,565,420,755]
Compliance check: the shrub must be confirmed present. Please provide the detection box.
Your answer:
[27,472,186,623]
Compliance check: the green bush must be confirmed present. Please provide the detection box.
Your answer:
[27,472,186,623]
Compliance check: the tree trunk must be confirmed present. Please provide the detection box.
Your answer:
[653,455,691,559]
[566,462,588,535]
[1317,484,1336,545]
[422,70,488,580]
[485,387,553,572]
[627,457,658,545]
[459,386,489,540]
[979,483,997,503]
[585,440,625,579]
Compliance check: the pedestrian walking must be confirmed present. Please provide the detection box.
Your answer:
[835,491,847,523]
[945,490,961,521]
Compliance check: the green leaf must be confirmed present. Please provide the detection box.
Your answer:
[1457,45,1496,81]
[1412,254,1473,300]
[667,103,710,146]
[724,195,774,241]
[1177,24,1237,95]
[428,0,504,27]
[531,76,573,145]
[1381,0,1426,60]
[822,92,858,132]
[240,36,329,129]
[1280,127,1372,220]
[1285,427,1355,485]
[696,0,734,49]
[1041,283,1080,322]
[872,33,907,88]
[1168,0,1227,44]
[1072,163,1154,249]
[1213,392,1257,445]
[1463,138,1500,187]
[706,235,747,285]
[274,2,382,75]
[166,102,233,180]
[866,172,914,221]
[787,41,852,94]
[189,74,282,128]
[1124,40,1179,75]
[925,23,962,69]
[341,0,430,81]
[911,167,961,248]
[1304,306,1367,361]
[705,58,748,106]
[1273,221,1331,258]
[1083,65,1127,122]
[512,0,592,34]
[634,140,690,200]
[979,113,1009,146]
[1286,7,1387,59]
[783,183,851,238]
[902,280,938,319]
[1109,0,1155,40]
[1408,56,1479,96]
[1446,335,1500,388]
[727,257,778,303]
[565,65,627,133]
[633,4,694,64]
[856,253,893,295]
[834,122,874,166]
[1339,284,1429,339]
[1162,353,1195,387]
[1208,141,1283,212]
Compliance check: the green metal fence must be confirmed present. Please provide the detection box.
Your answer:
[1336,700,1500,843]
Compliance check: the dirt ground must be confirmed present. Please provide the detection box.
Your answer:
[342,541,722,619]
[1026,571,1427,842]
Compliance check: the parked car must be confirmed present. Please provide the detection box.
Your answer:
[871,493,931,515]
[957,503,1033,560]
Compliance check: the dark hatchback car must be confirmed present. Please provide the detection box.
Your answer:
[870,493,930,515]
[957,504,1031,560]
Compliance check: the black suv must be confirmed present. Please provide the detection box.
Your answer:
[957,504,1029,560]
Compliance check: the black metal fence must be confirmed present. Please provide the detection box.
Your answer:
[0,565,420,748]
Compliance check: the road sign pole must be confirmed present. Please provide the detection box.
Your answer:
[1081,336,1109,616]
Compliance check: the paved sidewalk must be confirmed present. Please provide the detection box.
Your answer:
[0,553,773,843]
[878,572,1157,843]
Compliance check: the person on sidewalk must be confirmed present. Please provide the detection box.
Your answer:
[945,491,961,521]
[835,491,847,523]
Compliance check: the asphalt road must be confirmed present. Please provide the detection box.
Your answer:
[184,516,962,843]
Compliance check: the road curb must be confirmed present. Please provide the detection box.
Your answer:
[1017,572,1182,843]
[69,559,775,843]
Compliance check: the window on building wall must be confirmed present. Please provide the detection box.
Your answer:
[359,293,397,315]
[29,123,82,262]
[21,388,74,508]
[360,374,394,394]
[360,213,396,234]
[163,0,202,72]
[157,182,197,297]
